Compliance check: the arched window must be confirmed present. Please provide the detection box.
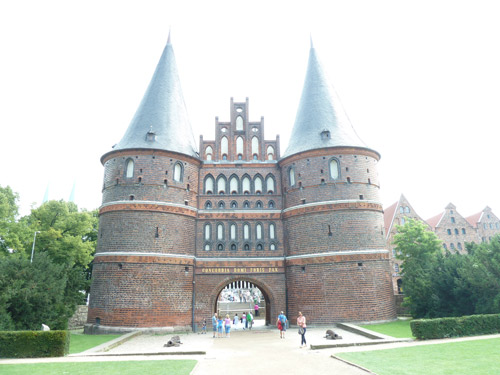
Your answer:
[266,175,275,193]
[205,243,211,251]
[256,224,262,240]
[230,176,239,194]
[252,136,259,157]
[217,176,226,194]
[269,223,275,239]
[218,201,225,209]
[256,244,263,250]
[230,224,236,240]
[399,207,404,214]
[174,163,183,182]
[267,146,275,160]
[217,224,224,240]
[329,158,339,179]
[126,159,134,178]
[205,201,212,209]
[230,201,237,209]
[205,176,214,194]
[231,244,237,251]
[204,224,211,240]
[244,244,250,251]
[221,136,228,159]
[236,116,243,130]
[236,137,244,156]
[268,201,275,209]
[217,243,224,251]
[243,201,250,208]
[242,176,251,194]
[205,146,213,161]
[289,167,295,186]
[270,243,276,250]
[243,224,250,240]
[254,176,263,194]
[404,206,411,214]
[256,201,262,209]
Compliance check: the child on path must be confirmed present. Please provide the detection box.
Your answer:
[242,312,247,330]
[277,311,288,339]
[202,319,207,334]
[224,314,232,337]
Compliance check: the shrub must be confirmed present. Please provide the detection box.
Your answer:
[411,314,500,340]
[0,330,70,358]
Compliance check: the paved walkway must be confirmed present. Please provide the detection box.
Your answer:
[2,326,500,375]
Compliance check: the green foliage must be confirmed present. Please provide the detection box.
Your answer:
[410,314,500,340]
[0,188,98,331]
[0,253,81,330]
[0,330,69,358]
[0,186,31,256]
[393,219,442,318]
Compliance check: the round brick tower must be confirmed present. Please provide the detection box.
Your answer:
[279,43,396,323]
[87,36,200,332]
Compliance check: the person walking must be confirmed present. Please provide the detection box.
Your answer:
[233,313,239,330]
[247,311,253,330]
[212,313,218,338]
[217,315,224,338]
[254,303,259,317]
[297,311,307,348]
[224,314,232,337]
[277,311,287,338]
[242,311,247,330]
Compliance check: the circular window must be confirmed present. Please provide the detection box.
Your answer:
[236,107,243,113]
[221,127,228,133]
[252,127,258,132]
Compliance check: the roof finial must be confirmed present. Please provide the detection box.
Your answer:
[310,33,314,49]
[167,27,171,44]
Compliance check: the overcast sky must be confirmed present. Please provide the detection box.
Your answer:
[1,0,499,221]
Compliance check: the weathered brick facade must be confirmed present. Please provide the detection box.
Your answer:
[86,40,397,332]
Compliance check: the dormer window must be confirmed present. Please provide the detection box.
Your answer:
[146,129,156,142]
[321,130,331,140]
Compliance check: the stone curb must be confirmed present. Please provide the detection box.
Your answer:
[331,355,377,374]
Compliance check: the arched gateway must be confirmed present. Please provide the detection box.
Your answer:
[86,37,396,334]
[210,277,277,327]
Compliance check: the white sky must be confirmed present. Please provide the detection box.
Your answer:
[1,0,499,221]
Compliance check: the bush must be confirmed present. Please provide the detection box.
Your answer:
[411,314,500,340]
[0,330,70,358]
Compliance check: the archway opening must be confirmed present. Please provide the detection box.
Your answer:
[214,280,271,328]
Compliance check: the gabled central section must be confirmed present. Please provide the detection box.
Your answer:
[200,98,279,163]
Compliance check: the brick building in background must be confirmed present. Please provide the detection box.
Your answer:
[385,197,500,295]
[86,37,396,333]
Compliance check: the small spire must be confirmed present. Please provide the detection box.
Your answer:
[310,33,314,49]
[167,27,171,44]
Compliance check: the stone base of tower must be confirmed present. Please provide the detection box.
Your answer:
[87,259,193,329]
[286,253,396,324]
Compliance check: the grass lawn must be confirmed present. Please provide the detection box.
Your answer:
[336,337,500,375]
[0,360,197,375]
[359,319,414,338]
[69,332,122,354]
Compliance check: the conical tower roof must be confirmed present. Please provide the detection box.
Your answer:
[283,43,376,158]
[110,36,198,158]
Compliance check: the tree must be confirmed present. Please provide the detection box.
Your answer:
[0,253,71,330]
[394,219,442,318]
[0,193,98,330]
[0,186,30,256]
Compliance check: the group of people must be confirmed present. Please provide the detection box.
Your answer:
[208,310,307,348]
[211,311,255,338]
[276,311,307,348]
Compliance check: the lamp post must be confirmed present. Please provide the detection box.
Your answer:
[30,231,40,263]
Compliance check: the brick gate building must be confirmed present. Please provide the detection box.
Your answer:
[86,37,396,332]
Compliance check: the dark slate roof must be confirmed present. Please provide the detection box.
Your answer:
[282,44,376,159]
[111,38,198,157]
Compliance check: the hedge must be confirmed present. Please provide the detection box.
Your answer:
[0,330,70,358]
[411,314,500,340]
